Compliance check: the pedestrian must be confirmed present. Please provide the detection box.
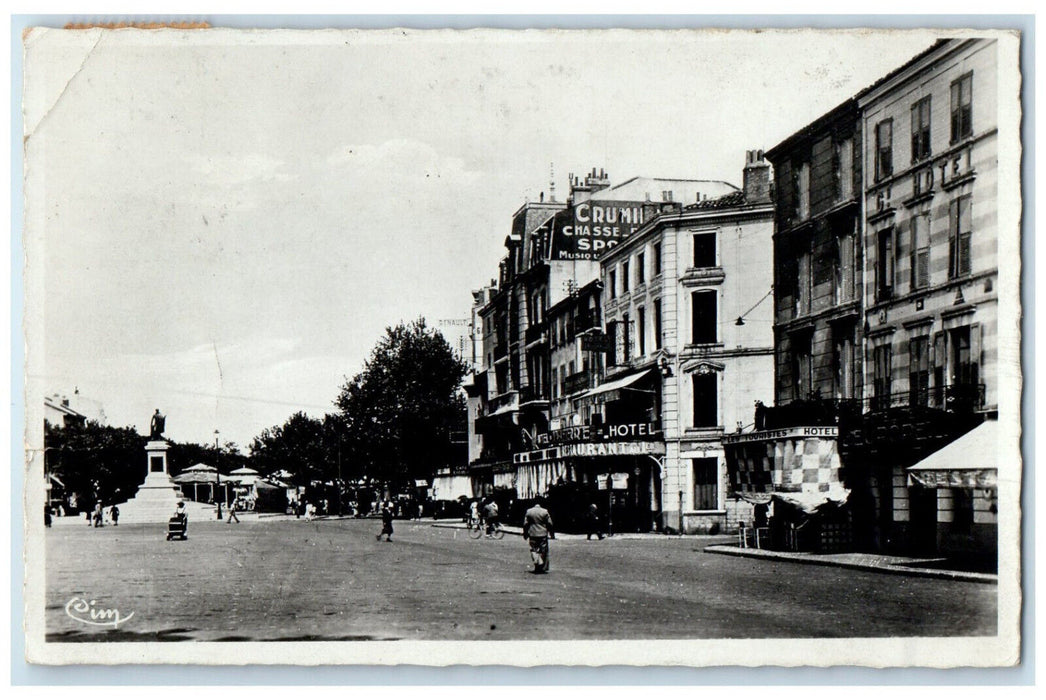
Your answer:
[523,496,554,574]
[227,498,240,523]
[483,498,500,537]
[586,502,605,540]
[44,504,52,528]
[92,503,104,528]
[109,504,120,526]
[304,502,315,522]
[376,500,394,542]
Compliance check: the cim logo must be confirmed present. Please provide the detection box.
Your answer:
[65,596,134,628]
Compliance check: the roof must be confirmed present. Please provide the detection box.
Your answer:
[684,189,749,211]
[765,40,950,162]
[587,176,737,207]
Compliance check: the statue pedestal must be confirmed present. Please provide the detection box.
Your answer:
[118,440,184,524]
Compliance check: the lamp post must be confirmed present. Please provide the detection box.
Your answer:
[214,429,223,520]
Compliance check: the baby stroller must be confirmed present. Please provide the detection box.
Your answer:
[167,507,188,541]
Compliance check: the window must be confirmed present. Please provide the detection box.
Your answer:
[653,299,662,350]
[796,250,811,315]
[835,138,854,200]
[873,343,892,409]
[949,195,972,278]
[951,72,973,143]
[692,373,718,427]
[609,270,617,299]
[622,312,631,361]
[949,326,977,386]
[637,306,646,357]
[691,290,717,344]
[836,231,855,303]
[911,214,931,290]
[875,119,893,180]
[793,161,810,220]
[636,252,646,285]
[622,261,630,293]
[909,335,930,407]
[833,331,855,399]
[551,367,558,399]
[876,228,895,301]
[692,458,718,511]
[910,97,932,163]
[653,241,662,276]
[693,232,716,268]
[791,333,812,401]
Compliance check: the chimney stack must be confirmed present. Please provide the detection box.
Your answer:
[743,149,771,204]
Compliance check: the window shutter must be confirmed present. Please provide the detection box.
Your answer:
[948,200,958,277]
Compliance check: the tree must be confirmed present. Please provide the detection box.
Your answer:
[44,420,145,510]
[248,411,330,486]
[335,319,468,489]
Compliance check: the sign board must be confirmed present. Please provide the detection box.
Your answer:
[722,426,839,445]
[537,421,661,447]
[550,201,649,260]
[581,331,613,353]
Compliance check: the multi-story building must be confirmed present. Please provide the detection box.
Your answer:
[598,151,775,533]
[724,39,1000,561]
[856,38,999,559]
[468,170,737,528]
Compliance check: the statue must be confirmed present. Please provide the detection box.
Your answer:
[149,409,166,440]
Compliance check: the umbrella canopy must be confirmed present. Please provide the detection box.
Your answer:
[183,463,217,473]
[172,471,218,484]
[230,467,259,476]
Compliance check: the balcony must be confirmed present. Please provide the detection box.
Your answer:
[524,321,548,347]
[759,383,986,430]
[563,369,594,396]
[487,390,518,415]
[575,309,602,333]
[518,384,549,405]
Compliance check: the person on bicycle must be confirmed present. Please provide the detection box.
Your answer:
[469,499,481,528]
[483,498,500,537]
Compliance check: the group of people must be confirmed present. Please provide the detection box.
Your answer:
[74,503,119,528]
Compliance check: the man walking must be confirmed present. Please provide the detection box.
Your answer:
[586,502,604,540]
[109,504,120,526]
[227,498,240,523]
[376,500,394,542]
[523,496,554,574]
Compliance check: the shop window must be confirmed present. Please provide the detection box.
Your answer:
[950,72,973,143]
[692,372,718,427]
[691,290,717,344]
[951,488,974,534]
[875,119,893,181]
[693,232,716,268]
[949,195,972,278]
[692,458,718,511]
[910,96,932,163]
[911,214,931,290]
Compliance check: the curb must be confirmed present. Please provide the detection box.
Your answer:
[703,545,998,584]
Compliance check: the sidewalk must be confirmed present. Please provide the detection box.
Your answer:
[704,544,997,583]
[429,520,734,542]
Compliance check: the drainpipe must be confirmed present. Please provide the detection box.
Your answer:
[678,490,684,536]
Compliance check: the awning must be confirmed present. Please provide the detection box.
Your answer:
[908,420,998,488]
[740,483,850,515]
[485,403,518,418]
[577,369,652,403]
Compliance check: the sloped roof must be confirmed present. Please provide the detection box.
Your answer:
[588,176,737,206]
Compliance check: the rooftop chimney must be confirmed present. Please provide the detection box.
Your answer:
[743,149,771,204]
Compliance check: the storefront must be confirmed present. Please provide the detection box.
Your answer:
[723,426,852,552]
[905,419,997,565]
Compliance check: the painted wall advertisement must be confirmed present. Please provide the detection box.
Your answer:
[550,200,649,260]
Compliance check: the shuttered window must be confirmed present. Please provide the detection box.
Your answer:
[692,458,718,511]
[951,72,973,143]
[911,214,931,289]
[949,195,972,278]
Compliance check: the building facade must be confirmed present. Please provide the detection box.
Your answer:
[724,39,1000,560]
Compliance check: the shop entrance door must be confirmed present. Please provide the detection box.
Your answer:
[908,485,938,555]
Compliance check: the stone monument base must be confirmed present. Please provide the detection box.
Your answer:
[118,440,184,523]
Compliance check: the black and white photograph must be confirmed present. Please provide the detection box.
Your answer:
[20,23,1023,667]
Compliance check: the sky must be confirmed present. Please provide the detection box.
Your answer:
[24,27,938,448]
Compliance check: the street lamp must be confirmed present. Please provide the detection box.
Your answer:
[214,429,223,520]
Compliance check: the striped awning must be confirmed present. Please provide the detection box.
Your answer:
[908,420,997,488]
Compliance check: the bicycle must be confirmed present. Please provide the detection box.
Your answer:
[483,520,506,540]
[467,515,485,539]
